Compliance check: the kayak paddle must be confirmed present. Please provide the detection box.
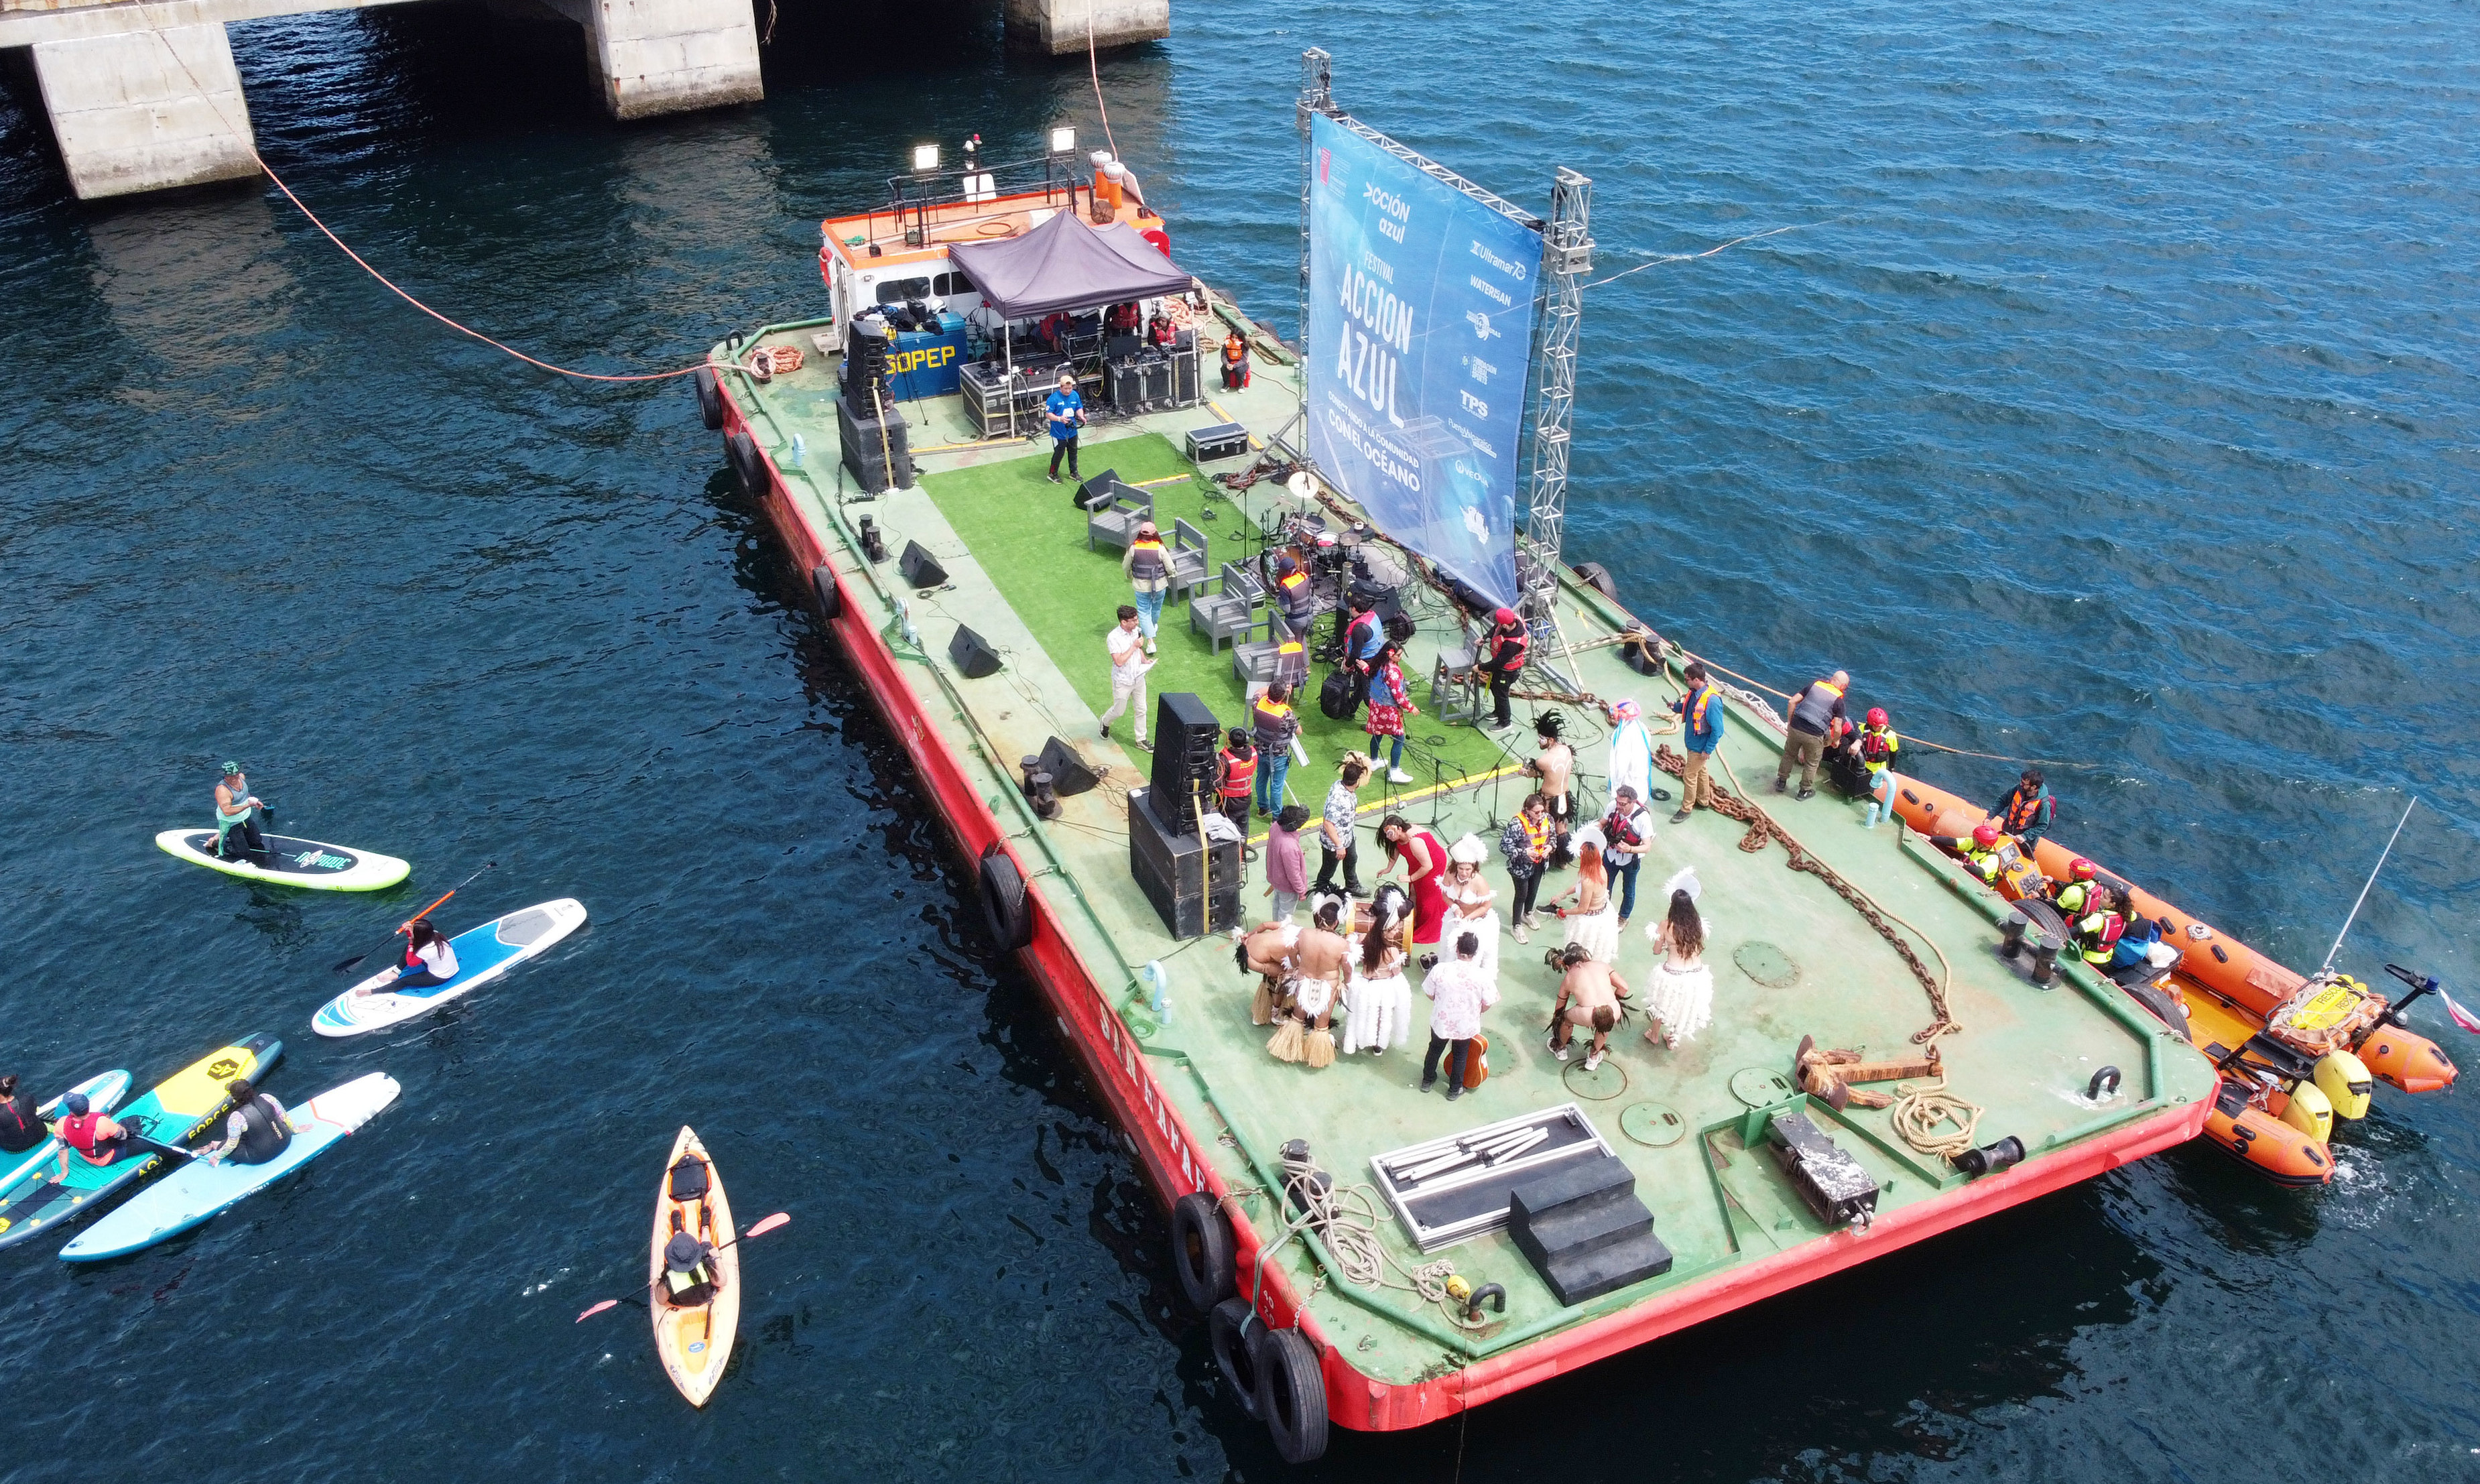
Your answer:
[331,861,497,972]
[574,1212,792,1322]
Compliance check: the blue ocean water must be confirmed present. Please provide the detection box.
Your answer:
[0,0,2474,1478]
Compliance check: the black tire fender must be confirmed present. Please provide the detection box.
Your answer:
[1170,1192,1237,1313]
[1207,1298,1265,1422]
[1255,1325,1329,1464]
[977,843,1032,952]
[809,562,843,623]
[1573,560,1618,601]
[693,366,723,430]
[726,429,767,495]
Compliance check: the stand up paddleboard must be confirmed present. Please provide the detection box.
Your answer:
[60,1072,401,1262]
[0,1036,282,1251]
[312,899,588,1038]
[0,1070,134,1196]
[156,830,410,893]
[652,1127,740,1408]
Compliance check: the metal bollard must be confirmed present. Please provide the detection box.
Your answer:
[2030,935,2060,986]
[2000,910,2029,959]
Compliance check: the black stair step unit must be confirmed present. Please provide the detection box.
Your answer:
[1507,1153,1672,1306]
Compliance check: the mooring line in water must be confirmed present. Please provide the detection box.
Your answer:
[1580,219,1845,290]
[146,31,716,385]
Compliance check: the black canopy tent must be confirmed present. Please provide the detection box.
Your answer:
[947,211,1198,434]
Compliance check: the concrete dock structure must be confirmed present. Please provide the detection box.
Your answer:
[2,0,765,200]
[1002,0,1166,54]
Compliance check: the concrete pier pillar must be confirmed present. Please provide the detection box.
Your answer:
[1003,0,1169,54]
[30,24,259,201]
[542,0,763,120]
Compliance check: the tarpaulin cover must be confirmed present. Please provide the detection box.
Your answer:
[946,209,1194,320]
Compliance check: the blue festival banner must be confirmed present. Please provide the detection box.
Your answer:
[1306,113,1542,607]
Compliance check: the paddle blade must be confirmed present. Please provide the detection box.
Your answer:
[330,952,371,973]
[741,1212,791,1240]
[575,1299,621,1323]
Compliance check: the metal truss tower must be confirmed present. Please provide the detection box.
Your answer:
[1520,167,1592,626]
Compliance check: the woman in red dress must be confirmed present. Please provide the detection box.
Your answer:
[1376,814,1450,947]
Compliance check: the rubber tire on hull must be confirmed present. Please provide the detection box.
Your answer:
[1207,1298,1265,1422]
[1255,1326,1329,1464]
[978,843,1033,952]
[694,366,723,430]
[1573,560,1617,601]
[810,562,843,623]
[1170,1192,1237,1312]
[2122,980,2190,1040]
[726,429,767,496]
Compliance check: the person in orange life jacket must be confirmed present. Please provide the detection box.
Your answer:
[369,918,461,995]
[662,1231,725,1308]
[1214,729,1257,821]
[1221,329,1251,391]
[48,1091,129,1179]
[1499,792,1554,941]
[1108,301,1141,335]
[1044,371,1086,483]
[1601,786,1656,926]
[1122,521,1169,654]
[1147,311,1178,351]
[1481,607,1529,730]
[1776,670,1849,800]
[1988,768,2056,851]
[1099,606,1154,751]
[0,1075,46,1155]
[1251,683,1302,818]
[1363,644,1418,783]
[1270,552,1316,631]
[1667,662,1726,822]
[196,1078,292,1167]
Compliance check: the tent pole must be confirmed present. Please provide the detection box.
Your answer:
[1004,323,1015,438]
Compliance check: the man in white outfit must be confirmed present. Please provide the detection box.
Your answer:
[1099,605,1153,752]
[1605,699,1652,812]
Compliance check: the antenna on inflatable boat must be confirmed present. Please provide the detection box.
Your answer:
[2320,797,2418,976]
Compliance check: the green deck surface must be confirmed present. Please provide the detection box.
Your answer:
[719,318,2215,1385]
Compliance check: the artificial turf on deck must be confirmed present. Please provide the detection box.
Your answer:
[920,431,1523,814]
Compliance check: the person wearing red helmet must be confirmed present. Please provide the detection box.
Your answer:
[1930,819,2041,896]
[1481,606,1529,731]
[2051,856,2100,918]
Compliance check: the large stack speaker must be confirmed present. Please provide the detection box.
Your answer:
[840,393,914,495]
[842,314,891,402]
[1170,334,1200,408]
[1128,692,1238,938]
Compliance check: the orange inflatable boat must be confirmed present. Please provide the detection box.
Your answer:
[1883,776,2456,1184]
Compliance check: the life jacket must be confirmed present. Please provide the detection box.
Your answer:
[1126,536,1167,582]
[1489,622,1529,672]
[1275,563,1310,609]
[664,1255,715,1305]
[1515,814,1552,864]
[60,1111,113,1160]
[2076,910,2127,965]
[2052,879,2093,918]
[1602,807,1644,852]
[231,1095,293,1166]
[1223,333,1248,367]
[1148,317,1176,348]
[1251,695,1296,746]
[1789,678,1845,735]
[1679,684,1719,739]
[1347,609,1383,664]
[1219,747,1257,798]
[1858,725,1898,769]
[1274,635,1306,682]
[1999,784,2054,834]
[1109,302,1141,332]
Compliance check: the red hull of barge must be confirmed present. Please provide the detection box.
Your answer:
[715,386,2209,1433]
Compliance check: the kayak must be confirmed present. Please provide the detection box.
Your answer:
[60,1072,401,1261]
[311,899,588,1038]
[0,1036,282,1251]
[156,828,411,893]
[0,1070,134,1195]
[652,1126,741,1408]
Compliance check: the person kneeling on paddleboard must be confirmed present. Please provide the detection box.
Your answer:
[196,1078,292,1167]
[661,1232,726,1308]
[366,920,460,996]
[50,1093,129,1179]
[214,761,270,864]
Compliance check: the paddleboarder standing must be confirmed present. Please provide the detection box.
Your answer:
[214,761,269,864]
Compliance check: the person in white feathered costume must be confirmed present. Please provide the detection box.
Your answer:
[1341,895,1413,1054]
[1641,867,1715,1050]
[1605,699,1653,816]
[1436,834,1501,984]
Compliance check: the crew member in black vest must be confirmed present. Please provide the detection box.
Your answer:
[1482,607,1529,730]
[1342,597,1386,710]
[197,1078,292,1166]
[0,1076,45,1156]
[1776,670,1849,800]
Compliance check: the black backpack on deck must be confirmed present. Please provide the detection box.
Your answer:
[1318,669,1355,721]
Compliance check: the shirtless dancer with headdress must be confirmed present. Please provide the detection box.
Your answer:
[1235,900,1351,1026]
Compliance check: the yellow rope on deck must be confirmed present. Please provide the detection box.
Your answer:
[1889,1078,1984,1161]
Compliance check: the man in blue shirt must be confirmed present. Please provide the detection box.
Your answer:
[1045,372,1086,483]
[1667,661,1725,823]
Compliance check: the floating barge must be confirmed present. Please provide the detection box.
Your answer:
[695,137,2213,1460]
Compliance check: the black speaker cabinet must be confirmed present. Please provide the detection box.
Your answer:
[948,625,1003,678]
[1148,692,1221,831]
[898,540,947,588]
[839,395,914,494]
[1076,468,1122,511]
[1170,343,1200,408]
[1036,736,1103,797]
[1128,786,1242,938]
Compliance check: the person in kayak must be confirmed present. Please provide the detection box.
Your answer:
[365,919,460,995]
[196,1078,292,1166]
[50,1091,129,1178]
[660,1231,726,1308]
[213,761,269,864]
[0,1075,47,1155]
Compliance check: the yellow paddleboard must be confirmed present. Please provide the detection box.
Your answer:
[649,1126,739,1407]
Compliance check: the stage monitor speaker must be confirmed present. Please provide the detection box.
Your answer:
[1148,691,1222,831]
[1036,736,1103,797]
[1170,346,1200,408]
[1128,786,1243,938]
[1076,468,1122,511]
[948,625,1003,678]
[898,540,947,588]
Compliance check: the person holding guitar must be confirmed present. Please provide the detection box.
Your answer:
[1419,931,1499,1101]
